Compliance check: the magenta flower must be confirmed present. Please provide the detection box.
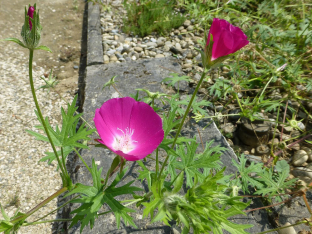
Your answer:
[27,6,35,30]
[94,97,164,161]
[206,18,249,61]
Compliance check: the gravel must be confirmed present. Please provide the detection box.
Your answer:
[0,15,74,234]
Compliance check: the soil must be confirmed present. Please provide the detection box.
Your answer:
[1,0,85,96]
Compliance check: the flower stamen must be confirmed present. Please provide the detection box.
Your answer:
[112,127,137,153]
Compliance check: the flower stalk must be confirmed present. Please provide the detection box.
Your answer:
[28,49,68,183]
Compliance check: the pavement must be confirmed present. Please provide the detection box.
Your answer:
[61,2,277,234]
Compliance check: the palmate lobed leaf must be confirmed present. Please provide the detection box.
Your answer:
[27,95,95,149]
[143,169,252,234]
[67,162,140,232]
[232,154,264,193]
[172,139,223,187]
[162,73,191,87]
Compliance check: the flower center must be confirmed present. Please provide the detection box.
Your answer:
[112,128,137,153]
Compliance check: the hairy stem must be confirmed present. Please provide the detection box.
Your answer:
[28,49,67,180]
[158,70,207,179]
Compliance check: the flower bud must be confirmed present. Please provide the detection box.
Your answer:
[27,6,35,30]
[21,4,42,49]
[203,18,249,68]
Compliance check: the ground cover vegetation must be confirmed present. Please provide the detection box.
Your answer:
[1,0,312,234]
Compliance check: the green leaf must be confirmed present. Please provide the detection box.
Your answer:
[35,45,52,52]
[232,154,264,193]
[39,146,73,167]
[172,171,184,193]
[172,140,223,186]
[27,95,96,165]
[162,73,191,88]
[2,38,27,48]
[137,161,153,189]
[103,193,136,228]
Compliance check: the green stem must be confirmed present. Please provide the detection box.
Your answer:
[258,75,274,103]
[28,49,67,179]
[74,148,91,173]
[32,195,80,223]
[11,187,68,224]
[155,147,159,178]
[234,93,244,112]
[22,218,72,227]
[158,70,207,179]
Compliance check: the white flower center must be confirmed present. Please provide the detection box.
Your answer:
[112,128,137,153]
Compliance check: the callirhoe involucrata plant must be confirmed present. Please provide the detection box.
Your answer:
[1,3,306,234]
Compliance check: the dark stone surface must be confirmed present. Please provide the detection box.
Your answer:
[87,2,104,66]
[274,191,312,233]
[67,57,275,233]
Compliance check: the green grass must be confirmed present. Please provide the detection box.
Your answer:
[122,0,185,37]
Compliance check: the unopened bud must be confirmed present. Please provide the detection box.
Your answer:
[21,4,42,49]
[27,6,35,30]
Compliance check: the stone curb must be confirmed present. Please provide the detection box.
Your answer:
[87,2,104,66]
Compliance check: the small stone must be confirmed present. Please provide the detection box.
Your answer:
[185,59,192,64]
[156,41,165,47]
[301,147,312,162]
[215,105,223,112]
[110,55,118,62]
[227,139,234,147]
[182,63,192,69]
[187,25,194,31]
[186,52,193,59]
[170,47,182,55]
[103,55,109,64]
[73,65,79,70]
[174,29,180,35]
[251,148,255,154]
[297,122,305,131]
[181,29,187,33]
[175,43,182,50]
[145,42,157,49]
[291,143,300,151]
[155,54,165,58]
[222,123,236,134]
[172,228,180,234]
[184,20,191,27]
[292,166,312,179]
[268,138,279,145]
[180,40,188,48]
[150,38,157,43]
[148,51,156,57]
[278,124,293,134]
[245,154,262,163]
[163,44,171,52]
[131,55,136,61]
[256,145,270,155]
[292,150,308,166]
[106,49,116,56]
[134,47,143,52]
[277,222,296,234]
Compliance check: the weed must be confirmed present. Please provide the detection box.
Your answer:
[122,0,185,37]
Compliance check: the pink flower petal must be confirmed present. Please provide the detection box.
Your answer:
[206,18,249,61]
[211,29,234,60]
[94,97,164,161]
